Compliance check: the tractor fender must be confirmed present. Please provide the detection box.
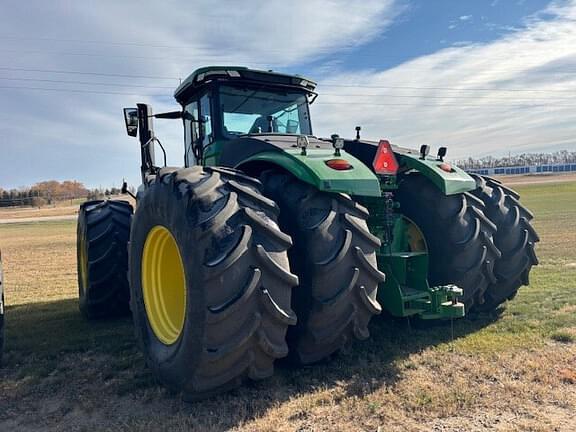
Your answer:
[343,139,476,196]
[236,149,381,197]
[396,152,476,195]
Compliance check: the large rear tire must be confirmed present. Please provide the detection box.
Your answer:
[130,167,297,400]
[77,200,133,319]
[469,175,539,310]
[395,174,501,310]
[260,171,383,365]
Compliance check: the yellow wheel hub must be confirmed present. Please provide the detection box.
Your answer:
[79,231,89,289]
[142,225,187,345]
[405,217,427,252]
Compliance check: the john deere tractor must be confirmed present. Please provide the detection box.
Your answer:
[77,66,538,400]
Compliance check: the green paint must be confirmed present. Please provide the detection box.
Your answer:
[202,140,222,167]
[396,152,476,195]
[361,196,465,319]
[237,148,382,197]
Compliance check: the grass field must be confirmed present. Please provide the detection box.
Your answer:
[0,195,134,221]
[0,180,575,431]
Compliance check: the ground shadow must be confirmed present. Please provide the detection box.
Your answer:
[0,298,503,430]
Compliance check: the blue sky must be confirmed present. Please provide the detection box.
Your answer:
[0,0,574,189]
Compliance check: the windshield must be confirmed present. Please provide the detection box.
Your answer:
[219,85,312,136]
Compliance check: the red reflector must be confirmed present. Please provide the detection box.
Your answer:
[439,163,453,173]
[325,159,352,170]
[372,140,399,175]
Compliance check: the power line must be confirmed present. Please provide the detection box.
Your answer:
[314,101,576,108]
[0,67,179,80]
[2,48,573,74]
[320,93,575,101]
[1,85,575,107]
[0,77,174,89]
[317,83,575,93]
[0,48,281,66]
[2,66,574,94]
[0,35,570,61]
[0,85,167,97]
[0,77,572,101]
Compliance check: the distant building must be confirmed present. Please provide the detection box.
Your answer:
[467,163,576,176]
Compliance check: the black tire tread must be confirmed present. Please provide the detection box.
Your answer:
[77,199,133,319]
[131,167,297,400]
[395,174,501,310]
[469,174,539,310]
[260,171,383,365]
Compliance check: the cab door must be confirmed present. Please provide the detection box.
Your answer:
[198,92,218,166]
[184,100,199,167]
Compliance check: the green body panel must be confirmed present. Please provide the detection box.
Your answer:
[202,140,221,167]
[396,152,476,195]
[360,195,465,319]
[236,148,382,197]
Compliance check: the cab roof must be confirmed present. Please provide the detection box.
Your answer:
[174,66,317,104]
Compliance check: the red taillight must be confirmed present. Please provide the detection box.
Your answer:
[325,159,352,170]
[372,140,399,175]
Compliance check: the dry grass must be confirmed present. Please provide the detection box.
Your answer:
[0,181,575,431]
[0,205,79,220]
[0,195,134,220]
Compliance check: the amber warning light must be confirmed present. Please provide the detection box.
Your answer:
[325,159,352,170]
[372,140,399,175]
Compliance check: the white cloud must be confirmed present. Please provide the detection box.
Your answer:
[311,0,576,161]
[459,15,473,21]
[0,0,401,188]
[1,0,574,189]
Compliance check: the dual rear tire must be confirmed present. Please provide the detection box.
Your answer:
[395,173,538,311]
[77,200,133,319]
[76,167,382,398]
[260,171,383,364]
[76,169,538,399]
[469,175,539,310]
[129,167,297,399]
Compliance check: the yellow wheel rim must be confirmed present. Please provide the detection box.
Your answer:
[79,230,89,290]
[142,225,187,345]
[404,217,428,252]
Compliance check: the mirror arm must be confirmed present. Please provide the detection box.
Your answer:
[153,111,183,119]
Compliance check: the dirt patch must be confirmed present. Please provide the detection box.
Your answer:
[496,173,576,186]
[0,215,77,224]
[0,179,574,431]
[1,346,575,431]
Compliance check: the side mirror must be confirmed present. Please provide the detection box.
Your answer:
[123,108,138,137]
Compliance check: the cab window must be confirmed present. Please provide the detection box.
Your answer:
[219,86,312,136]
[199,93,213,146]
[184,101,198,166]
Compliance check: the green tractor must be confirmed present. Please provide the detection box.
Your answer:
[76,66,539,400]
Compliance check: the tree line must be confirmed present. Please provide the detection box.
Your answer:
[454,150,576,170]
[0,180,125,208]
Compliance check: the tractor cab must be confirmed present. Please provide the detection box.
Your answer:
[173,66,317,167]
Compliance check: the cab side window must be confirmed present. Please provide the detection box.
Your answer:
[184,101,199,167]
[199,93,213,147]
